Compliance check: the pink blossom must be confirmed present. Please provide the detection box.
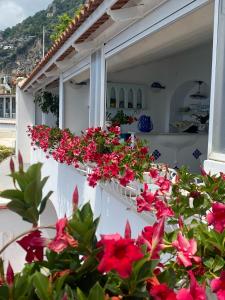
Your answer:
[172,232,201,267]
[206,202,225,233]
[136,184,157,213]
[177,271,207,300]
[211,270,225,300]
[48,217,78,253]
[154,200,174,220]
[137,218,164,259]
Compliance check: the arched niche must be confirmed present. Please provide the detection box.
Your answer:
[170,80,210,132]
[128,89,134,108]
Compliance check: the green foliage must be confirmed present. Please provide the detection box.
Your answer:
[50,13,73,42]
[0,146,14,163]
[34,91,59,125]
[0,162,53,226]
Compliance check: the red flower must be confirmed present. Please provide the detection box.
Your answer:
[6,263,14,286]
[211,270,225,300]
[206,202,225,233]
[172,232,201,267]
[177,271,207,300]
[119,168,135,186]
[154,200,174,220]
[136,184,157,213]
[137,218,164,259]
[97,234,143,278]
[48,217,78,253]
[17,230,47,263]
[156,177,171,194]
[149,283,176,300]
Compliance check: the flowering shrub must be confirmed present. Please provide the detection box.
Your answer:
[28,125,154,187]
[0,155,224,299]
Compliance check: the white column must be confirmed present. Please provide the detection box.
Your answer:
[204,0,225,172]
[59,73,64,129]
[16,86,35,163]
[90,48,106,127]
[10,96,12,118]
[3,97,5,118]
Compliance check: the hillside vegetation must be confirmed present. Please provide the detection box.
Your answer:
[0,0,84,75]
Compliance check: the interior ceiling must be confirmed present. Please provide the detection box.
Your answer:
[107,2,214,73]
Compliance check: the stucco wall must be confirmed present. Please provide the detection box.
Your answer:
[64,82,89,134]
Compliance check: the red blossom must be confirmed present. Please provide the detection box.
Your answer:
[17,230,47,263]
[206,202,225,233]
[211,270,225,300]
[149,283,177,300]
[97,234,143,278]
[172,232,201,267]
[154,200,174,220]
[137,218,164,259]
[136,184,157,213]
[177,271,207,300]
[48,217,78,253]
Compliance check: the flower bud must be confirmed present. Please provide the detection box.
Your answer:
[6,263,14,287]
[72,186,79,211]
[9,157,15,174]
[124,220,131,239]
[18,151,24,173]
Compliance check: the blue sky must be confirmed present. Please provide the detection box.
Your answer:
[0,0,53,30]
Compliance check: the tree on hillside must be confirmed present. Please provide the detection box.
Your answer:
[50,5,83,42]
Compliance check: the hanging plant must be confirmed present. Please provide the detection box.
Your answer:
[34,90,59,123]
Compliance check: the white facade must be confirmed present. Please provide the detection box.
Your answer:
[15,0,225,234]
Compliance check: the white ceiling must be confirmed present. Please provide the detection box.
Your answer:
[107,2,214,73]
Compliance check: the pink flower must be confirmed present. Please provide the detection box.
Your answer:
[149,283,177,300]
[172,232,201,267]
[136,184,157,213]
[206,202,225,233]
[177,271,207,300]
[137,218,164,259]
[149,168,159,179]
[6,263,14,286]
[211,270,225,300]
[156,177,171,193]
[154,200,174,220]
[119,168,135,186]
[48,217,78,253]
[97,234,143,278]
[17,230,47,263]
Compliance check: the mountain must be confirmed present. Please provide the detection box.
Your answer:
[0,0,84,76]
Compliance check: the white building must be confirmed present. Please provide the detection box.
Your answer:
[15,0,225,234]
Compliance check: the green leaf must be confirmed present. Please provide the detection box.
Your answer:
[0,189,24,202]
[88,283,104,300]
[76,288,87,300]
[32,272,52,300]
[24,179,42,207]
[39,191,53,215]
[0,285,9,300]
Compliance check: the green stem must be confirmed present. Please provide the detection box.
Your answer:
[0,225,55,256]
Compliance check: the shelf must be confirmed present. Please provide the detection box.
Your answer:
[107,82,147,110]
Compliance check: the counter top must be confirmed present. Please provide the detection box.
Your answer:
[134,132,208,136]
